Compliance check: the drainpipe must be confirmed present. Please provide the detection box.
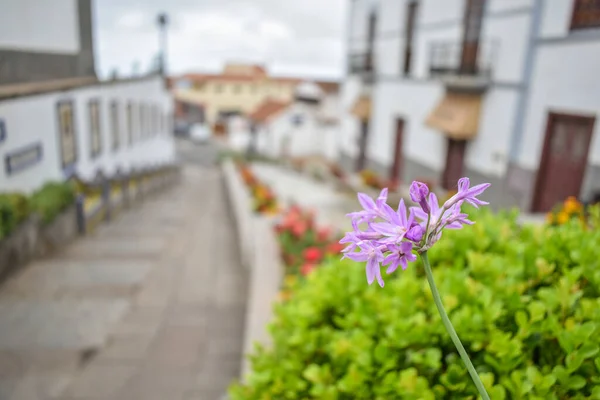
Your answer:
[508,0,544,164]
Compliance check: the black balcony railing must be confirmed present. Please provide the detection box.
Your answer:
[348,52,373,75]
[429,40,496,80]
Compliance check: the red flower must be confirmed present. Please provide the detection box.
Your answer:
[317,227,332,242]
[301,263,317,276]
[326,242,344,255]
[292,221,308,238]
[303,247,323,263]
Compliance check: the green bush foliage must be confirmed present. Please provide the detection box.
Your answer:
[0,192,30,240]
[30,182,76,224]
[229,208,600,399]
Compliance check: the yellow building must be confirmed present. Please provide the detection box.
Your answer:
[171,63,337,125]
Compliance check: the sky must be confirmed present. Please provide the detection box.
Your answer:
[93,0,347,81]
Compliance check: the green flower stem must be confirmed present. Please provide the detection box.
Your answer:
[420,252,490,400]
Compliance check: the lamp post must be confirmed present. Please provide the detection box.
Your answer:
[157,13,169,76]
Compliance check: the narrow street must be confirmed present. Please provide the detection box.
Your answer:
[0,141,246,400]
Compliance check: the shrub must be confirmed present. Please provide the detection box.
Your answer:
[229,207,600,399]
[30,181,76,224]
[0,192,30,240]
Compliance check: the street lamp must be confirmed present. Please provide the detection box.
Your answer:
[157,13,169,76]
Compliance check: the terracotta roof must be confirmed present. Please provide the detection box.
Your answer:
[249,99,291,123]
[173,71,339,93]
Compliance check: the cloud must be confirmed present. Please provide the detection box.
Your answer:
[93,0,346,80]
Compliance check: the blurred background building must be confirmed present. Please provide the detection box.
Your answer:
[0,0,175,192]
[342,0,600,212]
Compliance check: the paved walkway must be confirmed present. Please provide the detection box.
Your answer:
[0,166,247,400]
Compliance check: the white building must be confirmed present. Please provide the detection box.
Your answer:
[0,76,175,193]
[250,82,341,161]
[342,0,600,212]
[0,0,176,193]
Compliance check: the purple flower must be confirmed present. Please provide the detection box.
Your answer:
[410,181,430,213]
[341,177,490,286]
[383,241,417,274]
[344,240,385,287]
[346,188,388,224]
[370,199,413,244]
[443,177,490,210]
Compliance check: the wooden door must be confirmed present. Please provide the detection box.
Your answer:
[390,119,404,184]
[356,120,369,171]
[442,138,467,190]
[532,113,595,212]
[460,0,485,75]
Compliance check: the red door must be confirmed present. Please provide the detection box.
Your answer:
[390,119,404,185]
[442,138,467,190]
[532,113,595,212]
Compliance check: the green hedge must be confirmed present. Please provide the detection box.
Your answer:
[30,182,76,225]
[0,193,30,240]
[229,208,600,399]
[0,182,75,238]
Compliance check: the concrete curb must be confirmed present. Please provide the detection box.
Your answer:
[221,159,284,381]
[222,159,254,268]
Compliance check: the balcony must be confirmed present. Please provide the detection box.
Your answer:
[347,52,375,83]
[428,40,497,92]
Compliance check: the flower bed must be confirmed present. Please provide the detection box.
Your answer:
[274,205,343,299]
[230,194,600,399]
[238,163,279,215]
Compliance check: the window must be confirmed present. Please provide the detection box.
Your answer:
[234,84,241,93]
[110,101,120,150]
[403,1,419,75]
[57,100,78,169]
[460,0,486,74]
[215,84,223,93]
[89,99,102,158]
[127,102,134,145]
[571,0,600,30]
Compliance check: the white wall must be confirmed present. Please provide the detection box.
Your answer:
[370,80,446,171]
[519,40,600,170]
[481,12,531,84]
[0,76,175,193]
[539,0,573,39]
[487,0,533,13]
[420,0,463,25]
[0,0,80,53]
[340,77,364,158]
[466,88,518,177]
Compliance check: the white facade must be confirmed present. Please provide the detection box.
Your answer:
[0,76,175,193]
[343,0,600,209]
[0,0,80,53]
[259,102,339,161]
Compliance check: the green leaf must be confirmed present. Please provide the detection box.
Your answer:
[567,375,587,390]
[303,364,321,384]
[528,301,546,322]
[580,343,600,359]
[566,351,584,372]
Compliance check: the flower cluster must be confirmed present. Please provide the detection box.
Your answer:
[340,177,490,287]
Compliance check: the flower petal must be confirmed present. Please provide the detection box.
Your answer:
[357,192,376,211]
[366,257,377,285]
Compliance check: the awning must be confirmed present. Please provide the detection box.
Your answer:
[425,93,482,140]
[350,95,371,120]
